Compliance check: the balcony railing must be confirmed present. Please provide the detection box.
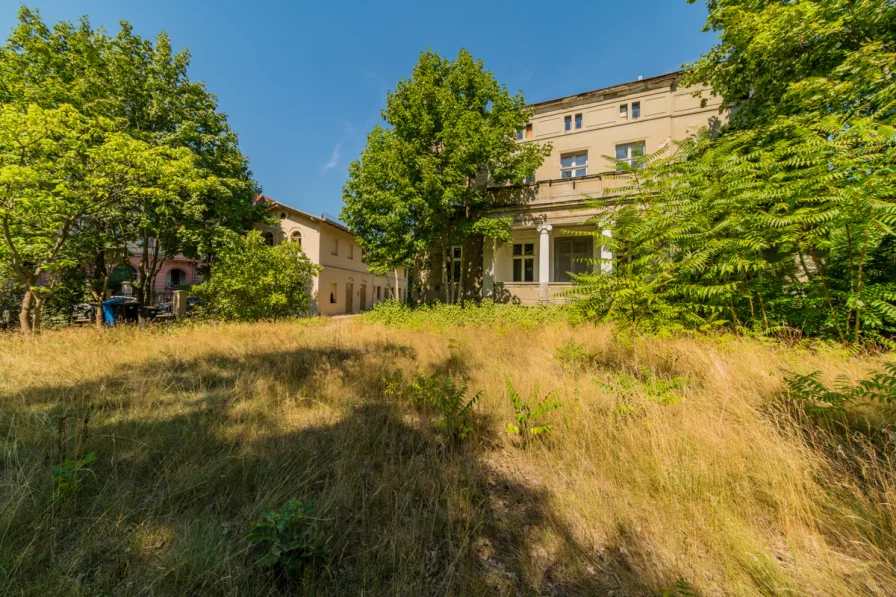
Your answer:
[489,171,634,208]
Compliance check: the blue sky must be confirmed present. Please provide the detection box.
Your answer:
[2,1,715,218]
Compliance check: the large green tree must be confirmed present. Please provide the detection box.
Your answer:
[0,6,264,325]
[342,49,550,304]
[576,0,896,344]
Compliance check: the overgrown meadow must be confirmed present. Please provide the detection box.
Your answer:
[1,304,894,596]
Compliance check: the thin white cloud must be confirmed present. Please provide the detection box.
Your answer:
[322,144,341,172]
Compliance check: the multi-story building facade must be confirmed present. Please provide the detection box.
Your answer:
[254,195,408,315]
[434,71,728,305]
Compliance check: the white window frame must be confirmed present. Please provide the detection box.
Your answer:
[619,104,628,121]
[512,243,536,282]
[615,141,646,171]
[560,152,588,179]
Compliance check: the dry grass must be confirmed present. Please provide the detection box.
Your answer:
[0,318,894,596]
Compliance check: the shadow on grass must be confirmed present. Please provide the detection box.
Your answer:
[0,340,695,596]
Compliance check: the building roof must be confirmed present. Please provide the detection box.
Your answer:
[529,71,684,112]
[254,194,352,233]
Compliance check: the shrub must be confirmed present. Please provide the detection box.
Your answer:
[194,231,322,321]
[505,380,563,448]
[409,371,480,441]
[361,299,570,330]
[247,499,328,579]
[599,368,691,415]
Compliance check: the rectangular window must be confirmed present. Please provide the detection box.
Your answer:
[348,243,354,260]
[631,101,640,119]
[512,243,535,282]
[525,123,532,139]
[446,246,462,282]
[516,128,523,140]
[516,124,533,140]
[619,104,628,121]
[329,282,338,304]
[615,141,646,170]
[331,238,338,256]
[560,152,587,179]
[524,171,535,184]
[377,286,381,300]
[554,237,594,282]
[564,115,571,131]
[574,113,582,129]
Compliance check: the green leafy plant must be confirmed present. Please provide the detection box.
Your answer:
[51,451,95,501]
[381,367,406,400]
[784,363,896,415]
[409,371,480,441]
[553,338,593,373]
[247,499,327,578]
[361,299,570,330]
[505,379,563,448]
[194,230,322,321]
[599,368,690,414]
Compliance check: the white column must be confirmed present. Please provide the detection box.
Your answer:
[537,224,552,301]
[601,229,613,273]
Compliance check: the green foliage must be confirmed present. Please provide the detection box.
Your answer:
[342,49,550,304]
[51,451,95,501]
[361,298,570,330]
[247,499,327,578]
[784,363,896,415]
[599,369,690,413]
[505,379,563,447]
[684,0,896,130]
[0,7,262,331]
[194,231,321,321]
[596,0,895,346]
[660,578,699,597]
[553,338,593,373]
[409,371,480,441]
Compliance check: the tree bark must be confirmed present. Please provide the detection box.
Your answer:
[19,286,34,335]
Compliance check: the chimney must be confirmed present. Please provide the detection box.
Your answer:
[637,75,643,81]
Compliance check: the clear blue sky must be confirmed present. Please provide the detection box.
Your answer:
[2,1,715,218]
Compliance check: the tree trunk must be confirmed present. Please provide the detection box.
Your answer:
[31,294,43,333]
[19,286,34,335]
[442,245,449,304]
[459,238,466,308]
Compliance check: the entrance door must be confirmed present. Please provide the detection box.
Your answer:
[345,283,354,314]
[360,284,367,311]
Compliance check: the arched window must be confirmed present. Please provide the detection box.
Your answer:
[291,230,302,247]
[263,231,274,246]
[169,268,187,287]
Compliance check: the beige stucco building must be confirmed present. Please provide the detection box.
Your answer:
[437,71,728,305]
[255,196,408,315]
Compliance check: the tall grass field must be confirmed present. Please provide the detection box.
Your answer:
[1,313,894,595]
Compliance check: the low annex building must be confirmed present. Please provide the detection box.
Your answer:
[254,196,408,315]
